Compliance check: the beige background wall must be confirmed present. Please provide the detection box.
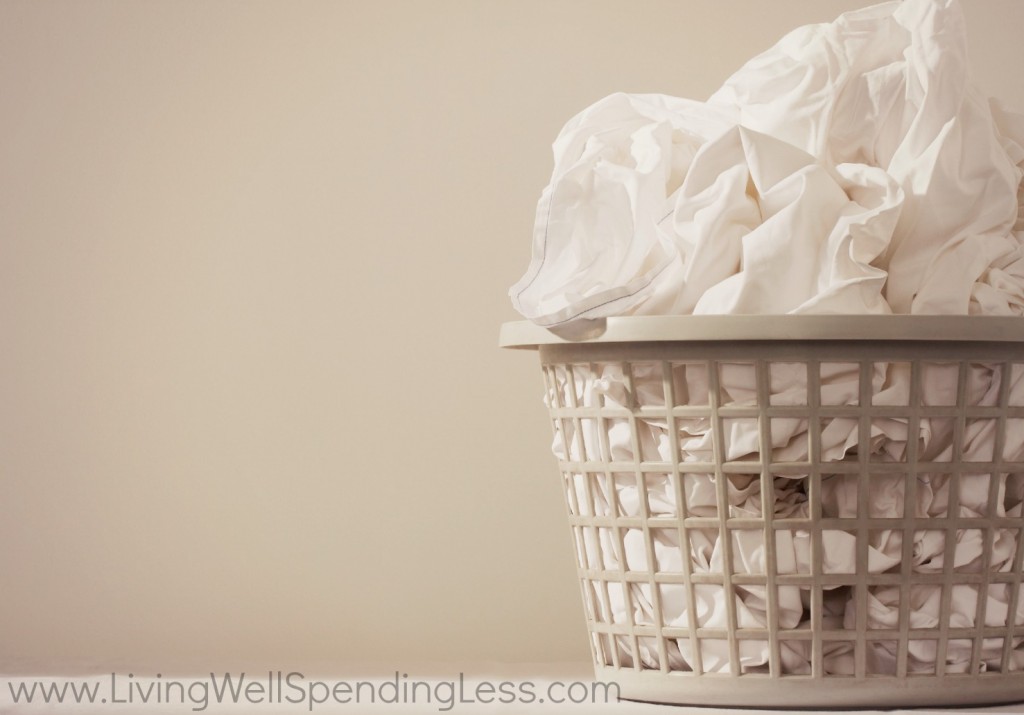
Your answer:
[2,0,1022,673]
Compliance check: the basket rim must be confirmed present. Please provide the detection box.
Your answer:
[499,315,1024,349]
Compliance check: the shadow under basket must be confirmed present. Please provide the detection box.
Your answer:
[500,315,1024,709]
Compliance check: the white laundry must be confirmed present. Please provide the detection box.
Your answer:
[510,0,1024,326]
[525,0,1024,676]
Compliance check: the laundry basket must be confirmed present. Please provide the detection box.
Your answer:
[500,315,1024,708]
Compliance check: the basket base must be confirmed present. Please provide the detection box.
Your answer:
[597,665,1024,709]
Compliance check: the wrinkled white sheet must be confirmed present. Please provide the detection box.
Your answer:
[510,0,1024,326]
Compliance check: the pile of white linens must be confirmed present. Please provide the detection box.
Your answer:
[510,0,1024,326]
[514,0,1024,674]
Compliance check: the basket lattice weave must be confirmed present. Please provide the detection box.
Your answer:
[503,316,1024,708]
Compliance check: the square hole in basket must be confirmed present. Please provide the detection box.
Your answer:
[693,583,726,627]
[964,419,998,462]
[567,364,597,407]
[550,418,571,461]
[912,530,948,573]
[677,417,713,462]
[644,473,677,516]
[599,472,631,517]
[950,584,981,623]
[820,362,861,406]
[863,585,901,631]
[920,417,956,462]
[822,639,856,676]
[680,473,719,518]
[608,582,631,625]
[592,472,619,512]
[774,529,811,575]
[770,417,809,462]
[602,472,636,517]
[769,362,808,406]
[774,584,809,630]
[577,418,603,462]
[733,583,769,624]
[602,417,632,464]
[629,361,667,408]
[822,586,855,630]
[591,581,619,624]
[770,585,811,631]
[665,639,691,672]
[575,527,600,570]
[773,476,809,517]
[869,417,911,462]
[563,473,584,517]
[542,366,560,408]
[872,361,913,406]
[658,583,690,627]
[946,639,977,674]
[958,473,994,516]
[639,422,673,465]
[983,643,1014,674]
[778,636,813,676]
[966,361,1002,405]
[908,639,938,674]
[730,529,767,575]
[954,530,986,571]
[596,527,622,571]
[637,635,664,670]
[558,418,586,462]
[671,362,710,407]
[821,530,857,574]
[866,640,898,675]
[718,362,757,407]
[868,531,904,573]
[589,524,618,569]
[867,473,907,518]
[610,634,636,667]
[699,639,732,673]
[818,417,859,462]
[596,633,614,666]
[687,526,721,573]
[650,528,683,572]
[582,579,603,622]
[990,529,1020,573]
[921,362,961,406]
[1004,420,1024,462]
[622,529,649,572]
[820,473,859,519]
[722,417,761,462]
[738,640,771,675]
[548,365,571,408]
[572,526,592,569]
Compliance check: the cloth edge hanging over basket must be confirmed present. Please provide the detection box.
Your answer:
[500,316,1024,709]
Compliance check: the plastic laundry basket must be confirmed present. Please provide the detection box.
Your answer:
[500,315,1024,708]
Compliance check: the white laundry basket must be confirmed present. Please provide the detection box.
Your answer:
[500,315,1024,708]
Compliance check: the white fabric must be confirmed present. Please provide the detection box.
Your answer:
[510,0,1024,326]
[522,0,1024,676]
